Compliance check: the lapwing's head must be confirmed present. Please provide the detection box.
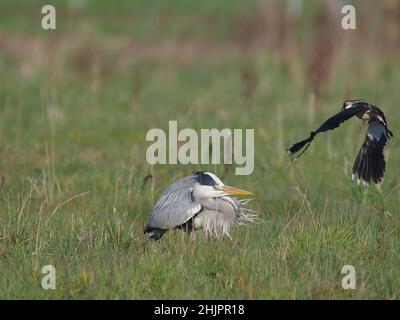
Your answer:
[342,99,365,111]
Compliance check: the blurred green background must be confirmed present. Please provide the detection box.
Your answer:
[0,0,399,299]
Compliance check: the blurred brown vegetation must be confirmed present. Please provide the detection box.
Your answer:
[0,0,399,98]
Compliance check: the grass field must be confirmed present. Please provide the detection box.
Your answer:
[0,0,399,299]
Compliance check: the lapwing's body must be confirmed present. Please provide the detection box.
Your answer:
[287,100,393,185]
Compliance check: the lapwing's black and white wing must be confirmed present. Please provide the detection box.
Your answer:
[352,120,392,185]
[287,104,370,159]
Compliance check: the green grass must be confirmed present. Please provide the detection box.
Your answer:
[0,0,399,299]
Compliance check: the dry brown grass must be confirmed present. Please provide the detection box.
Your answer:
[1,1,399,86]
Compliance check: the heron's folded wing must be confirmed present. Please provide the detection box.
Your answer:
[146,176,202,230]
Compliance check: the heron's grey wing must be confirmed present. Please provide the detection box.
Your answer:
[146,176,202,230]
[352,120,388,185]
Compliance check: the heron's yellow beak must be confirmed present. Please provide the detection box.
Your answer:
[217,185,253,196]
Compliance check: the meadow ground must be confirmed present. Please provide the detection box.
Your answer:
[0,0,399,299]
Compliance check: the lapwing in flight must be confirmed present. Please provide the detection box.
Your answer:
[287,100,393,186]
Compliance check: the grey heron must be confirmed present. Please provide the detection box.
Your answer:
[144,171,257,240]
[287,99,393,185]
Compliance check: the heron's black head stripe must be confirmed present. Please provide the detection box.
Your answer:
[194,171,218,186]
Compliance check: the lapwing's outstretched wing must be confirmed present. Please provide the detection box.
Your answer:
[352,120,392,185]
[287,104,369,159]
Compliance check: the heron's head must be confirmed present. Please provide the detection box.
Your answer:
[342,99,364,111]
[193,172,253,199]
